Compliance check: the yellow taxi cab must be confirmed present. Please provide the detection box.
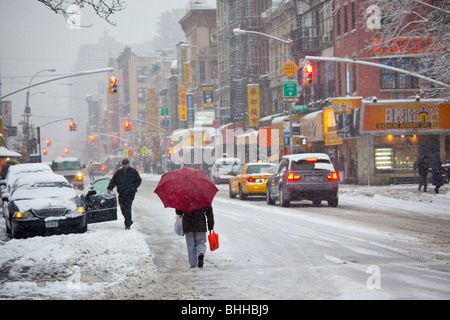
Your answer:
[229,162,277,200]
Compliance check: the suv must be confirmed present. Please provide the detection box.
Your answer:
[210,157,241,184]
[51,157,85,189]
[266,153,339,207]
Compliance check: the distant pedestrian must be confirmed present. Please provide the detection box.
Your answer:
[431,160,445,194]
[107,158,142,229]
[87,162,95,181]
[175,207,214,268]
[416,156,429,192]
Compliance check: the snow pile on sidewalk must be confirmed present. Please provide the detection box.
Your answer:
[0,219,155,299]
[339,183,450,216]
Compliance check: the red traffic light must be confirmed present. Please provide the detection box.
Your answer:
[303,63,314,85]
[45,139,51,146]
[108,76,118,94]
[64,148,70,154]
[123,121,132,131]
[89,135,95,142]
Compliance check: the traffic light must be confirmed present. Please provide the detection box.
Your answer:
[43,149,48,155]
[108,76,118,94]
[89,135,96,142]
[69,121,77,131]
[64,148,70,154]
[303,63,314,85]
[45,139,51,146]
[123,121,132,131]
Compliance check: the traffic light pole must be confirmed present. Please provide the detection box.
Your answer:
[0,67,114,100]
[36,117,74,161]
[304,56,449,89]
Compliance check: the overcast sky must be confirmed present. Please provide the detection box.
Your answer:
[0,0,215,157]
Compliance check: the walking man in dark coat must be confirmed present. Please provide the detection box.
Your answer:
[175,207,214,268]
[107,158,142,229]
[416,156,429,192]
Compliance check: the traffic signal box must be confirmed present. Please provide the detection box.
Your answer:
[69,121,77,131]
[108,76,118,94]
[302,64,314,85]
[123,121,132,131]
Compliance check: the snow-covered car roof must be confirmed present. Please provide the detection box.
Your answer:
[213,157,241,165]
[12,172,69,189]
[52,157,80,163]
[6,163,52,176]
[282,153,331,161]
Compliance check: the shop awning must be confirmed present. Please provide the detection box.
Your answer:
[0,146,22,158]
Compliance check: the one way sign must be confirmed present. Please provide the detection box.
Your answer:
[283,80,298,98]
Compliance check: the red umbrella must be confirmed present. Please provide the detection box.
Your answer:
[154,167,219,213]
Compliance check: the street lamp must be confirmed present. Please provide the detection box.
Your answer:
[233,27,296,151]
[25,68,56,155]
[233,27,293,45]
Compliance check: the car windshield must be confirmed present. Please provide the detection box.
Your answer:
[291,159,334,171]
[246,164,277,174]
[91,178,110,194]
[53,161,81,170]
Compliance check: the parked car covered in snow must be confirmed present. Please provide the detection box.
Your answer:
[3,173,118,239]
[0,163,53,197]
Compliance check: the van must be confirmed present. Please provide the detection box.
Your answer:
[51,157,85,189]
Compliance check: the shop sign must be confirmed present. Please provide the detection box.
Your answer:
[331,97,362,139]
[247,84,260,127]
[362,101,450,133]
[298,110,324,142]
[179,87,187,122]
[203,85,214,108]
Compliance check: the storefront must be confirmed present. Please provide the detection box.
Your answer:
[359,99,450,185]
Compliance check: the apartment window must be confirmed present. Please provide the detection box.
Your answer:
[210,27,217,47]
[352,63,357,92]
[137,88,147,104]
[200,60,206,83]
[336,8,341,37]
[344,4,348,34]
[380,59,419,89]
[137,66,151,82]
[351,2,356,31]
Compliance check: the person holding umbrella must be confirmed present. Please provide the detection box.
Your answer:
[154,167,218,268]
[176,207,214,268]
[107,158,142,230]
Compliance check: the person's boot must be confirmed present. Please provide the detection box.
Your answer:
[198,253,204,268]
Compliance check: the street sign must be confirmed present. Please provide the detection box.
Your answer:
[281,60,299,78]
[293,105,307,111]
[283,80,298,98]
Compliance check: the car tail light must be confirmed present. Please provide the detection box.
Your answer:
[247,177,255,183]
[327,172,339,181]
[306,158,317,162]
[287,172,301,181]
[101,166,105,171]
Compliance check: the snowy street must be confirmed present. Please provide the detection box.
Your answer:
[1,174,449,300]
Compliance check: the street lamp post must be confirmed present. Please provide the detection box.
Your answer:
[25,69,56,155]
[233,28,296,152]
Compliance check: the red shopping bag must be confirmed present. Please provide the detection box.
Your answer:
[208,230,219,251]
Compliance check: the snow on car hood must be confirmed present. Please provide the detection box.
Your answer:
[11,186,79,213]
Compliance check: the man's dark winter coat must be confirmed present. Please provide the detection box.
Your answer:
[176,207,214,233]
[107,167,142,195]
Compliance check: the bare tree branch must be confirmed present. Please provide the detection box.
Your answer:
[37,0,126,26]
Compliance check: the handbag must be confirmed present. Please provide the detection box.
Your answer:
[174,214,184,236]
[208,230,219,251]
